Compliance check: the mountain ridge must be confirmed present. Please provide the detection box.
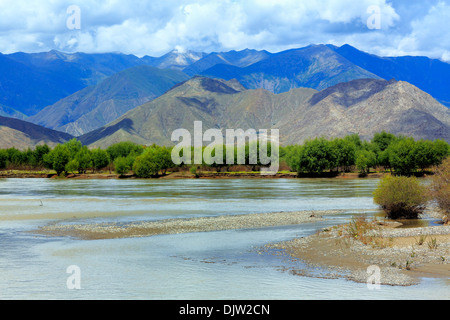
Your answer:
[78,76,450,149]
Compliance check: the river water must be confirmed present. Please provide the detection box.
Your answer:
[0,178,448,300]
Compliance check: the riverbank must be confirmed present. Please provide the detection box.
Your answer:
[0,170,388,179]
[262,206,450,286]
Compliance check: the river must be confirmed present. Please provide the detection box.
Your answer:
[0,178,447,299]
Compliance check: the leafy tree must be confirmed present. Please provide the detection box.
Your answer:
[91,148,110,172]
[114,157,131,176]
[0,149,8,169]
[355,149,377,174]
[300,138,335,174]
[133,146,173,178]
[413,139,436,171]
[372,131,397,152]
[74,146,92,174]
[284,145,306,173]
[431,139,449,165]
[388,137,418,175]
[107,142,144,162]
[332,138,356,172]
[65,159,79,174]
[343,134,362,150]
[6,148,27,167]
[31,144,51,167]
[44,144,71,176]
[64,138,83,159]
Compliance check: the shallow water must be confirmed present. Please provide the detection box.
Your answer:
[0,178,448,300]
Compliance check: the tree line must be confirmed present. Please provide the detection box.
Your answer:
[283,132,449,175]
[0,132,448,177]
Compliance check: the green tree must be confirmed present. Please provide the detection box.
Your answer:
[355,149,377,174]
[91,148,110,172]
[44,144,71,176]
[388,137,418,175]
[30,144,51,168]
[413,140,436,171]
[107,142,144,162]
[300,138,336,174]
[431,139,449,166]
[372,131,397,152]
[0,149,8,169]
[74,146,92,174]
[64,138,83,159]
[114,157,131,176]
[133,146,172,178]
[65,159,79,174]
[332,138,356,172]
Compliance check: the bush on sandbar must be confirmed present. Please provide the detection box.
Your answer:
[373,175,429,219]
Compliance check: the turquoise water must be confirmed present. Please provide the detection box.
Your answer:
[0,178,448,299]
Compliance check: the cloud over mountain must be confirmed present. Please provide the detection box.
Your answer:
[1,0,448,62]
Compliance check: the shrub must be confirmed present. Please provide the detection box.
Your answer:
[430,157,450,216]
[373,175,429,219]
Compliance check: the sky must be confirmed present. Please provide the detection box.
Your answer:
[0,0,449,61]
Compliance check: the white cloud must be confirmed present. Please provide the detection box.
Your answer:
[0,0,447,61]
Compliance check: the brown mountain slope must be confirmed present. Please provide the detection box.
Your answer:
[0,116,73,150]
[80,77,316,148]
[278,79,450,144]
[80,77,450,148]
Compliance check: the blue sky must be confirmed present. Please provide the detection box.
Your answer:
[0,0,449,61]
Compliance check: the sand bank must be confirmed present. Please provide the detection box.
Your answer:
[35,210,346,240]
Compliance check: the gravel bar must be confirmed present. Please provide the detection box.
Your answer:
[35,210,347,240]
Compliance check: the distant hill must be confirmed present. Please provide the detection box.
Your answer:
[79,76,450,149]
[197,44,450,108]
[0,116,73,150]
[331,44,450,107]
[2,50,149,116]
[183,49,272,76]
[0,104,27,120]
[29,66,190,136]
[141,49,206,70]
[201,45,382,93]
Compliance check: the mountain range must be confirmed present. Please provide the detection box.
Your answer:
[79,76,450,148]
[28,66,189,136]
[1,44,450,150]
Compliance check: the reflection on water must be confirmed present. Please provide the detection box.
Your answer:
[0,178,447,300]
